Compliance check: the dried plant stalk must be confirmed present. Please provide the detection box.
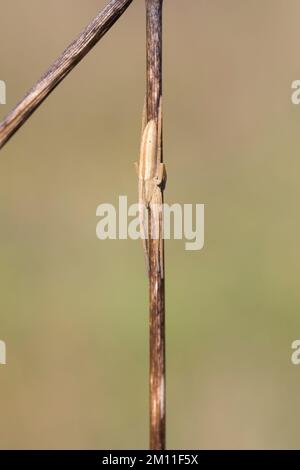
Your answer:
[145,0,166,451]
[0,0,133,150]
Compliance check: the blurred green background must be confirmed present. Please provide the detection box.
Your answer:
[1,0,300,449]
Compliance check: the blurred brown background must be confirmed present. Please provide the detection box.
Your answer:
[1,0,300,449]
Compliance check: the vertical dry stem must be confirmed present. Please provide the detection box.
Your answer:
[146,0,166,451]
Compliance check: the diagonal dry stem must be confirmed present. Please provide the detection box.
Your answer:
[0,0,134,150]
